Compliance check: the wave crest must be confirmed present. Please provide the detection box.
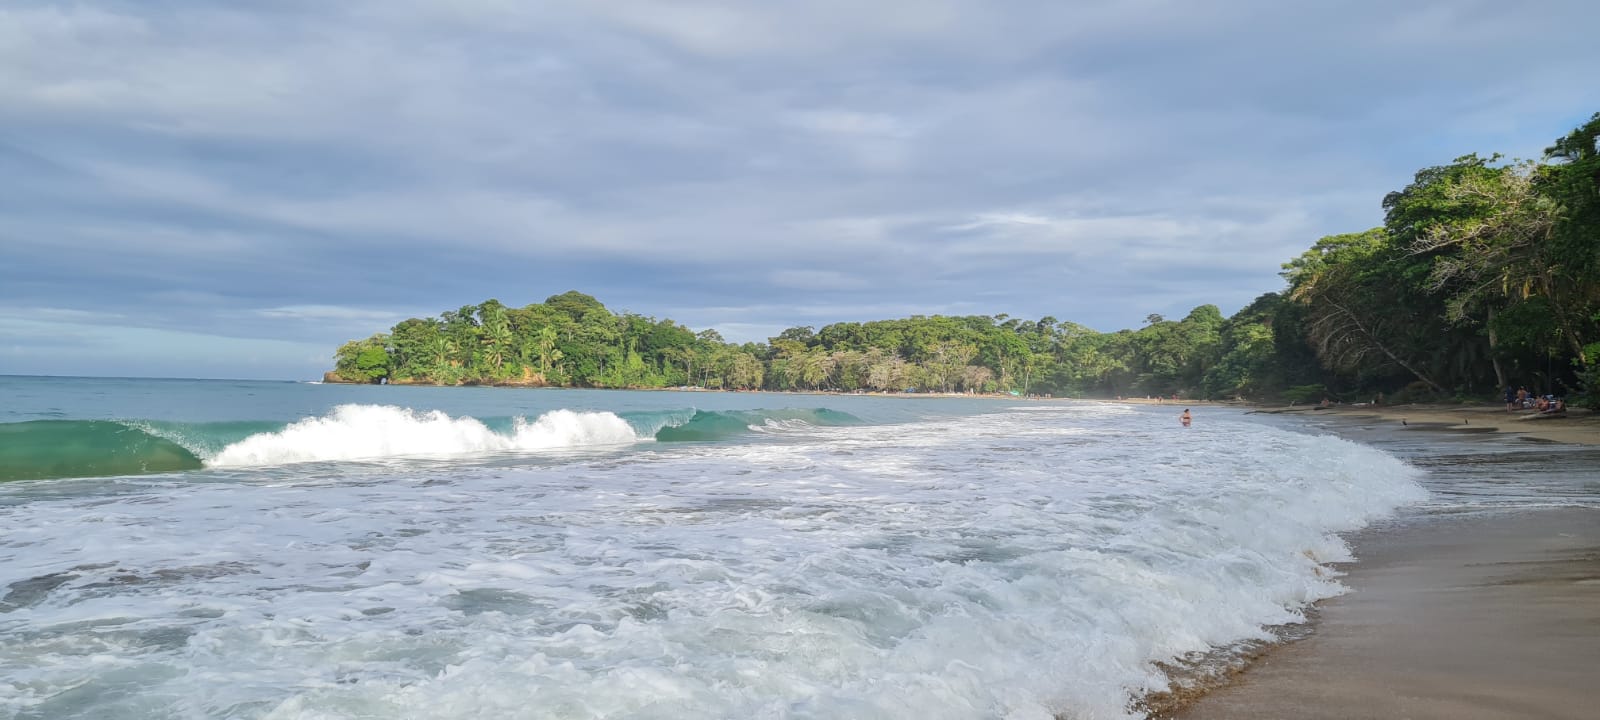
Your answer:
[1,405,871,479]
[209,405,642,467]
[0,420,204,481]
[650,408,862,442]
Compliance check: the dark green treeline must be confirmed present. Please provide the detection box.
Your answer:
[333,113,1600,406]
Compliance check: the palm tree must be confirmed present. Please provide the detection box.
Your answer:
[426,335,458,381]
[480,310,515,377]
[535,326,562,374]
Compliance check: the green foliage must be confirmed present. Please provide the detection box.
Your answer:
[1391,381,1441,405]
[1280,384,1327,405]
[1203,322,1275,399]
[329,114,1600,403]
[1271,115,1600,401]
[1576,342,1600,409]
[333,334,393,383]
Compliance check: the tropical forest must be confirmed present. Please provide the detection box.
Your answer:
[331,114,1600,407]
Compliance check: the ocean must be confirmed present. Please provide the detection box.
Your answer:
[3,375,1552,719]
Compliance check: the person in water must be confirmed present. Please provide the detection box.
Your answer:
[1180,409,1192,427]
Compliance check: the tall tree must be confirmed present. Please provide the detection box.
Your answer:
[1285,230,1447,394]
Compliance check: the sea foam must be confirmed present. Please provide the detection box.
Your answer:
[0,403,1429,720]
[209,404,642,466]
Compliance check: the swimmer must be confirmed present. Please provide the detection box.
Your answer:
[1180,408,1192,427]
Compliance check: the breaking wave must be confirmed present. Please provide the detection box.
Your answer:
[0,405,866,480]
[208,405,642,467]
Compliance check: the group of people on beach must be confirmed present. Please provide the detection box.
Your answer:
[1504,385,1566,414]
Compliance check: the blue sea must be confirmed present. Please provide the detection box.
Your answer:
[5,375,1586,719]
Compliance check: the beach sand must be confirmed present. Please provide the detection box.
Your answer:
[1259,402,1600,446]
[1171,507,1600,720]
[1146,401,1599,718]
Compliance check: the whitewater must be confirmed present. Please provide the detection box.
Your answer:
[0,382,1429,719]
[208,405,644,466]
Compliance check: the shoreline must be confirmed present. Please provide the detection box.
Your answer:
[1171,508,1599,719]
[1247,401,1599,446]
[322,375,1264,407]
[1155,408,1599,719]
[312,381,1600,446]
[321,376,1031,400]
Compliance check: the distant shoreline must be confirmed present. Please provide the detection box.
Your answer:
[323,374,1270,407]
[320,375,1113,402]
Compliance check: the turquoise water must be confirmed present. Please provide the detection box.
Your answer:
[0,375,1432,719]
[0,376,999,482]
[0,375,982,426]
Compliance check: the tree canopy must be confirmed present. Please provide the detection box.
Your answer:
[332,114,1600,407]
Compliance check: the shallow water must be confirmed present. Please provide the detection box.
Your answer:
[1265,411,1600,513]
[1,380,1433,719]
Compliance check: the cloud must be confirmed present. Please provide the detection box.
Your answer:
[254,305,408,322]
[2,0,1598,378]
[766,270,869,291]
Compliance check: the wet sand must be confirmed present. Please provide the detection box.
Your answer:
[1174,508,1600,719]
[1262,403,1600,446]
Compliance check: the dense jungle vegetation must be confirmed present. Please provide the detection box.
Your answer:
[332,114,1600,406]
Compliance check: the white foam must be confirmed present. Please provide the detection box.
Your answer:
[209,404,641,467]
[0,403,1429,720]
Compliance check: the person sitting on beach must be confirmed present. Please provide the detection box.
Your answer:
[1535,395,1550,412]
[1535,397,1567,415]
[1180,409,1192,427]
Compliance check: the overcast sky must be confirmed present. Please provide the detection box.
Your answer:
[3,1,1597,380]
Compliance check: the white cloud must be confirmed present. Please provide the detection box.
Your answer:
[3,0,1599,378]
[785,110,913,138]
[766,270,868,291]
[254,305,409,323]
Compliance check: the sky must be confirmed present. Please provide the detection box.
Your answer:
[2,1,1598,380]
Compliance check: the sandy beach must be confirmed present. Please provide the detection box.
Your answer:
[1162,404,1600,719]
[1253,402,1600,446]
[1174,508,1600,719]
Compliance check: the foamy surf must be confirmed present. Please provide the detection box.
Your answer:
[0,405,870,480]
[209,404,643,467]
[0,394,1434,720]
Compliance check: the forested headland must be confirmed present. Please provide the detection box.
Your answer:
[331,114,1600,407]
